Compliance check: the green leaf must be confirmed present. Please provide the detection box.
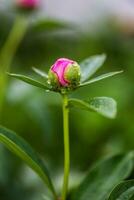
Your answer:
[72,153,134,200]
[79,71,123,87]
[108,180,134,200]
[32,67,48,78]
[80,54,106,82]
[0,126,56,198]
[32,19,71,32]
[69,97,117,119]
[78,71,123,87]
[8,73,50,90]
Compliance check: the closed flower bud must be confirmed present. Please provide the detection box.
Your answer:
[48,58,81,92]
[16,0,40,10]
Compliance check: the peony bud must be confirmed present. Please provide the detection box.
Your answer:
[48,58,81,92]
[16,0,40,10]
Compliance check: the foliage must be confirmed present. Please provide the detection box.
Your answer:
[0,4,134,200]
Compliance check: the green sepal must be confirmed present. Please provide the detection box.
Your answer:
[64,63,81,87]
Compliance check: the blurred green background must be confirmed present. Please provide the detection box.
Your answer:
[0,0,134,199]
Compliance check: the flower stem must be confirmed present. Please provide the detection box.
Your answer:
[62,93,70,200]
[0,15,28,120]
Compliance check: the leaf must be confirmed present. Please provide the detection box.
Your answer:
[108,180,134,200]
[69,97,117,119]
[0,126,56,198]
[32,19,70,32]
[79,71,123,87]
[32,67,48,78]
[72,153,134,200]
[80,54,106,82]
[8,73,50,90]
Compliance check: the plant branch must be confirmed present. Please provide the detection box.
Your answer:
[0,15,28,120]
[62,93,70,200]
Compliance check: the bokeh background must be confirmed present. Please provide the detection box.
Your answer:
[0,0,134,199]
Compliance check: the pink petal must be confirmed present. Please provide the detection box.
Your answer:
[51,58,74,86]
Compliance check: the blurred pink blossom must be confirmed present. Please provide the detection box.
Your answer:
[16,0,40,9]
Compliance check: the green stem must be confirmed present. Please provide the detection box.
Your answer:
[0,16,58,200]
[62,94,70,200]
[0,15,28,120]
